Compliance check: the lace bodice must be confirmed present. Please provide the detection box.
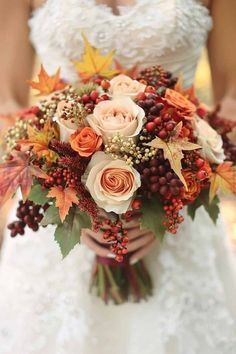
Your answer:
[29,0,212,87]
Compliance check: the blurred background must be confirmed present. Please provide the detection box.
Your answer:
[1,50,236,248]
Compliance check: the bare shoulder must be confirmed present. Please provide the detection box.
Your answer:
[200,0,212,9]
[30,0,46,10]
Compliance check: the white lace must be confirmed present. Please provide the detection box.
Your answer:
[29,0,212,87]
[1,1,236,353]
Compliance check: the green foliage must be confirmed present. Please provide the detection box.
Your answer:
[140,198,166,240]
[187,189,220,224]
[41,205,61,226]
[54,206,92,258]
[28,184,49,205]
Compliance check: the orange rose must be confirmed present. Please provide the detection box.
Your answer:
[182,170,201,202]
[165,89,196,119]
[70,127,103,157]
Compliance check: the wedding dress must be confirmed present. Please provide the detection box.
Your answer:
[0,1,236,353]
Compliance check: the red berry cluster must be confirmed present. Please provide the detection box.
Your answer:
[163,198,184,234]
[137,92,179,140]
[80,90,110,113]
[183,152,210,180]
[43,166,79,189]
[8,200,48,237]
[138,152,183,199]
[137,65,177,90]
[100,218,129,263]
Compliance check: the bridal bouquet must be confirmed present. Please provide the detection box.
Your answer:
[1,35,235,304]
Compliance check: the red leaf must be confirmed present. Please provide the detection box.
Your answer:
[0,151,48,207]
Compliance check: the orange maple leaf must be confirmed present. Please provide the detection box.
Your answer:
[27,65,67,96]
[47,186,79,222]
[114,59,139,79]
[0,151,48,207]
[19,120,59,164]
[73,33,118,82]
[174,78,199,105]
[209,162,236,202]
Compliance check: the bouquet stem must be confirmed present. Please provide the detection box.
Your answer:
[90,256,153,304]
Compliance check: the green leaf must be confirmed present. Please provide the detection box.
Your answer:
[54,207,92,258]
[140,198,166,240]
[187,189,220,224]
[204,195,220,224]
[41,204,61,226]
[28,183,50,205]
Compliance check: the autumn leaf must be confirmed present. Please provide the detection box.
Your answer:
[0,151,48,207]
[19,120,59,163]
[209,162,236,202]
[148,137,201,189]
[114,59,139,78]
[27,65,67,96]
[73,33,118,81]
[47,186,79,222]
[54,206,91,258]
[174,78,198,105]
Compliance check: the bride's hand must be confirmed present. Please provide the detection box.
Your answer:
[81,216,156,264]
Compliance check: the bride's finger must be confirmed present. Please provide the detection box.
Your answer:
[127,233,154,252]
[82,229,110,245]
[126,227,152,240]
[81,232,114,258]
[129,239,157,265]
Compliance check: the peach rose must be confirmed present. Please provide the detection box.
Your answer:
[54,100,80,142]
[165,89,196,119]
[109,74,146,99]
[70,127,103,157]
[87,97,145,142]
[195,117,225,164]
[84,152,141,214]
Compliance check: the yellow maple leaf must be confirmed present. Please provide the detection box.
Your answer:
[73,33,118,81]
[19,120,59,163]
[209,162,236,202]
[148,137,201,189]
[47,186,79,222]
[27,65,67,96]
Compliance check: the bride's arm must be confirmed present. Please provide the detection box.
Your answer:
[208,0,236,121]
[0,0,34,115]
[0,0,35,245]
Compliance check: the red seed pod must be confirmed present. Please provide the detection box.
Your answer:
[90,90,99,101]
[196,170,208,180]
[145,121,156,132]
[132,199,141,210]
[101,79,110,90]
[195,158,205,168]
[136,92,147,101]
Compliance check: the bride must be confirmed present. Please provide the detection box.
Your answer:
[0,1,236,353]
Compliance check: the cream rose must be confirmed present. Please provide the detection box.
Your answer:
[195,117,225,164]
[84,152,141,214]
[54,100,79,142]
[109,74,146,99]
[87,96,145,141]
